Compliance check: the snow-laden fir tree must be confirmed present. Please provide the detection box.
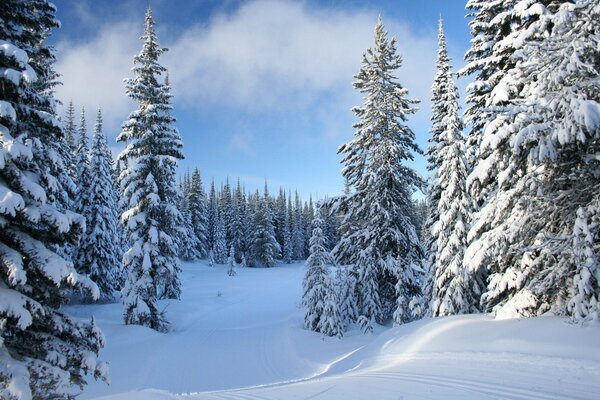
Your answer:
[230,178,247,263]
[303,197,315,255]
[64,100,76,151]
[188,168,209,257]
[75,109,122,302]
[334,18,424,326]
[275,188,287,252]
[207,180,218,250]
[462,0,592,319]
[427,17,478,316]
[118,8,184,331]
[0,1,108,398]
[177,172,201,261]
[568,205,600,322]
[249,184,280,267]
[337,266,360,328]
[292,192,306,260]
[62,100,77,182]
[491,0,600,320]
[282,193,294,263]
[213,208,228,264]
[219,178,233,246]
[321,200,339,252]
[73,107,92,221]
[227,245,237,277]
[303,214,343,337]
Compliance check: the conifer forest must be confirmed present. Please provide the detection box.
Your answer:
[1,1,599,399]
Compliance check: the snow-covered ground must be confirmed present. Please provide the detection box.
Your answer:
[64,262,600,400]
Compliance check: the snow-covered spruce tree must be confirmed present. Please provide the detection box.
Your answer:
[213,208,228,264]
[568,205,600,322]
[219,178,233,247]
[495,0,600,319]
[334,18,424,326]
[462,0,591,318]
[188,168,208,257]
[321,200,339,252]
[75,109,122,302]
[64,100,76,151]
[292,192,306,260]
[249,185,280,267]
[427,17,478,316]
[338,266,360,328]
[207,180,218,251]
[230,178,247,263]
[73,107,92,218]
[118,8,184,331]
[275,188,287,252]
[227,245,237,277]
[0,1,108,398]
[282,193,294,264]
[303,214,343,337]
[177,172,201,262]
[61,100,77,184]
[303,197,315,255]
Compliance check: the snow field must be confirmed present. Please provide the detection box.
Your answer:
[64,262,600,400]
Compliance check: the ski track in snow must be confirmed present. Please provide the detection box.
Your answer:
[70,262,600,400]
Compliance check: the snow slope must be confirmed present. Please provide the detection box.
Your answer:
[64,262,600,400]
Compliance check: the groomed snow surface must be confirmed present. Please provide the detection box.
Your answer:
[64,262,600,400]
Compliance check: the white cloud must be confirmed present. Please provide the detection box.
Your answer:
[54,0,438,142]
[228,131,256,154]
[55,20,139,138]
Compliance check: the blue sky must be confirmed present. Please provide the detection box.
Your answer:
[50,0,472,198]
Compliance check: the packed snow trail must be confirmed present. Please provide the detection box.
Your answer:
[63,262,600,400]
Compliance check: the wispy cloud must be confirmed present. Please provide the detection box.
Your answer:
[55,20,139,137]
[54,0,438,145]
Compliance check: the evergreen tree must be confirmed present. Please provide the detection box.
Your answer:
[118,8,184,331]
[462,0,589,318]
[207,180,218,251]
[227,245,237,277]
[213,208,228,264]
[219,178,233,246]
[177,173,201,262]
[338,267,360,328]
[427,17,477,316]
[249,185,280,267]
[275,188,287,253]
[0,1,107,397]
[73,107,92,220]
[568,205,600,323]
[320,199,339,252]
[334,18,424,326]
[303,214,342,337]
[303,196,315,256]
[64,100,77,151]
[230,178,247,263]
[62,100,77,183]
[75,109,122,302]
[282,193,294,263]
[292,191,306,260]
[188,168,209,257]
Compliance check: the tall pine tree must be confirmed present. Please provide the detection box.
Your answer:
[76,109,122,302]
[188,168,209,257]
[249,184,280,267]
[427,17,477,316]
[303,214,343,338]
[0,1,107,397]
[334,18,424,326]
[118,8,184,331]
